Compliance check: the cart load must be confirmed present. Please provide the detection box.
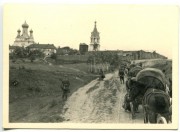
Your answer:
[128,66,142,78]
[136,68,166,91]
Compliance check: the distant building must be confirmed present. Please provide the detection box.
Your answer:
[56,46,79,55]
[57,46,71,55]
[79,43,88,55]
[89,21,100,51]
[27,44,56,56]
[13,21,35,47]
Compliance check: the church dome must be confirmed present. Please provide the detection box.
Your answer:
[30,29,33,33]
[22,21,29,28]
[17,29,21,32]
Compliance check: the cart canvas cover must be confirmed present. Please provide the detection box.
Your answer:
[136,68,166,91]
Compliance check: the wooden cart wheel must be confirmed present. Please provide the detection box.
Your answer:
[130,102,135,119]
[157,116,167,124]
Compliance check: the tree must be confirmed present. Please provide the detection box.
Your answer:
[12,47,29,58]
[29,55,36,62]
[28,50,45,62]
[51,52,57,60]
[29,50,45,58]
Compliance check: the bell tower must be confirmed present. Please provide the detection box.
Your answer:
[89,21,100,51]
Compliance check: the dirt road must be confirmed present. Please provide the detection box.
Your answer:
[61,71,144,123]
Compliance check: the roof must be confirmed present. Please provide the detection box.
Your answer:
[27,44,56,49]
[91,21,100,38]
[80,43,88,46]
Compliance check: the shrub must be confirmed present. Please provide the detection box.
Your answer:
[10,66,16,69]
[10,80,19,87]
[51,53,57,60]
[19,65,25,70]
[12,59,16,63]
[29,55,36,62]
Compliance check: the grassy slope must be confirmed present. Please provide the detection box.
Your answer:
[9,61,96,122]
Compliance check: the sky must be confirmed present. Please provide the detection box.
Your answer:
[3,4,179,59]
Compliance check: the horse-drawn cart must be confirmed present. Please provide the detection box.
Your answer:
[127,66,142,78]
[136,68,166,91]
[124,68,171,123]
[138,68,171,123]
[126,66,143,91]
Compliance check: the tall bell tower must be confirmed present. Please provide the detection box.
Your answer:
[89,21,100,51]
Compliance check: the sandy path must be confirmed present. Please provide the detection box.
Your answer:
[62,71,144,123]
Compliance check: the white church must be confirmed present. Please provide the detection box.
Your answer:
[13,21,35,47]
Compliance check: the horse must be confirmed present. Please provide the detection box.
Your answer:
[168,78,172,122]
[168,78,172,98]
[122,92,141,115]
[124,79,145,118]
[125,77,136,92]
[122,93,131,112]
[143,88,171,123]
[128,80,146,102]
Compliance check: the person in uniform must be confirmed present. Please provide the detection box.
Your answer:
[119,69,125,84]
[61,75,70,100]
[99,69,105,80]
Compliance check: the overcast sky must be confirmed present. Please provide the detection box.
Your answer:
[4,4,179,59]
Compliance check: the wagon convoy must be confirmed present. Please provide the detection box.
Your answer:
[121,62,172,124]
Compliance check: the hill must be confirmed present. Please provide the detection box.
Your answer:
[9,61,96,122]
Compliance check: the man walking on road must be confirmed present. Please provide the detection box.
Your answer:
[119,69,125,84]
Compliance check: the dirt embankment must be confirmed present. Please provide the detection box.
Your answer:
[61,59,172,123]
[61,71,143,123]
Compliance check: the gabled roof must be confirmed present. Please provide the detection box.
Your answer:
[27,44,56,49]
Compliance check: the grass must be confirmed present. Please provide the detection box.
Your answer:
[9,60,96,122]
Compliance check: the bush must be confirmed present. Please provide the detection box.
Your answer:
[51,53,57,60]
[29,55,36,62]
[10,66,16,69]
[19,65,25,70]
[10,80,19,87]
[12,59,16,63]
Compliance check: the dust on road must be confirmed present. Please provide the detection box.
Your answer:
[61,71,144,123]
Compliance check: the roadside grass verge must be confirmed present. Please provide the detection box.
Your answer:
[9,62,96,122]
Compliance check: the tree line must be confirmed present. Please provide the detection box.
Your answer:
[87,51,128,68]
[10,47,45,62]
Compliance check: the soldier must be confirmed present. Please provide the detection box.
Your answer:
[99,69,105,80]
[60,75,70,101]
[119,69,125,84]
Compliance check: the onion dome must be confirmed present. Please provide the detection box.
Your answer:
[30,29,33,33]
[22,21,29,28]
[17,29,21,32]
